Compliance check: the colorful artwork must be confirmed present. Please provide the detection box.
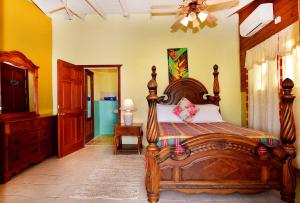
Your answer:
[167,48,189,82]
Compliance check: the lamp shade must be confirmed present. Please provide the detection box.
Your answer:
[180,17,189,27]
[121,98,135,111]
[193,19,199,28]
[198,11,208,22]
[188,12,197,21]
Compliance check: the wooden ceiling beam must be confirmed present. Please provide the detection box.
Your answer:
[84,0,106,19]
[48,7,65,14]
[118,0,129,17]
[69,9,84,20]
[59,0,72,20]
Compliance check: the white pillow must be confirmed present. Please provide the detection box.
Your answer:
[191,104,224,123]
[157,104,183,123]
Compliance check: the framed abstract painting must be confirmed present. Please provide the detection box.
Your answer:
[167,48,189,83]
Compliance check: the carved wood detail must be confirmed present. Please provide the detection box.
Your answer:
[0,51,39,72]
[280,78,297,203]
[158,65,220,106]
[146,66,160,203]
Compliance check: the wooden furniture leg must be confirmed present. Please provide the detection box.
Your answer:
[113,129,118,155]
[138,130,143,154]
[280,78,297,203]
[145,66,160,203]
[118,136,122,150]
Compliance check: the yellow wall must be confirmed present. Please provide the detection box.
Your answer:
[0,0,3,48]
[1,0,53,114]
[52,14,241,142]
[89,69,118,100]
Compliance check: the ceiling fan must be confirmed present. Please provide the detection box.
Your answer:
[151,0,239,30]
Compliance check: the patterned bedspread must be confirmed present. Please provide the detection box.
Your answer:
[157,122,281,150]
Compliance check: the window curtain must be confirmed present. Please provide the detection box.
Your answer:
[246,22,299,137]
[248,60,280,136]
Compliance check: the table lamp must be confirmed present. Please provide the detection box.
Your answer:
[121,98,135,126]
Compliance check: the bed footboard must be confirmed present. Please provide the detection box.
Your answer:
[158,134,286,193]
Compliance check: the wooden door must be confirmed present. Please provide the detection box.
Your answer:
[84,69,94,143]
[57,60,85,158]
[0,62,29,113]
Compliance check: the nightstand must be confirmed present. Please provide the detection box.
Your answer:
[114,123,143,155]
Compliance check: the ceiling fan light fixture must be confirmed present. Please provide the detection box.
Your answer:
[193,19,199,28]
[198,11,208,22]
[180,17,189,26]
[188,12,197,21]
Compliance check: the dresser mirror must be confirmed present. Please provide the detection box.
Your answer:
[0,51,39,118]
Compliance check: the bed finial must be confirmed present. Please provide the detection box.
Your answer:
[280,78,296,203]
[151,66,157,80]
[213,65,220,104]
[147,66,158,95]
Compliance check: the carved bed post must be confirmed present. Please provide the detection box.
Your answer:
[145,66,160,203]
[213,64,220,105]
[280,78,297,203]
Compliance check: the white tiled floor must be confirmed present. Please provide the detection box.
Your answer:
[0,145,299,203]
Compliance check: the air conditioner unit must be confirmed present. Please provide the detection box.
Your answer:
[240,3,274,37]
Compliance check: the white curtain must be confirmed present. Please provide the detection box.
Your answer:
[246,22,299,137]
[246,22,299,68]
[248,60,280,136]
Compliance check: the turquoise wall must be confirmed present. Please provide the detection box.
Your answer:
[94,100,118,136]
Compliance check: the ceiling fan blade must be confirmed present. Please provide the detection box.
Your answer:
[206,0,238,5]
[151,4,179,9]
[151,12,179,16]
[206,0,239,11]
[171,15,185,30]
[206,13,218,24]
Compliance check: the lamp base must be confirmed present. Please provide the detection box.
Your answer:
[123,111,133,126]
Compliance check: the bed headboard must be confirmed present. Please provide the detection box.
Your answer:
[157,65,220,106]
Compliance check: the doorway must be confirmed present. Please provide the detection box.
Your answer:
[57,59,121,158]
[83,65,121,144]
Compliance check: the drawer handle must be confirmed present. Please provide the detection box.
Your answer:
[14,140,20,145]
[44,132,48,136]
[33,135,38,140]
[14,155,20,161]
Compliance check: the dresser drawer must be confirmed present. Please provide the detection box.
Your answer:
[9,119,41,133]
[40,117,55,128]
[40,140,53,156]
[40,128,54,141]
[10,131,39,151]
[9,145,40,169]
[115,127,140,135]
[9,152,23,169]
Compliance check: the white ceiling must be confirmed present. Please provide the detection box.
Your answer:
[30,0,254,20]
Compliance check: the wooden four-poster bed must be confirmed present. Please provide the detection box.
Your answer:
[145,65,296,203]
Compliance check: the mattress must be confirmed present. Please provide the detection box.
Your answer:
[157,122,281,155]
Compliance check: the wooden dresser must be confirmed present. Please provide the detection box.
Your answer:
[0,115,57,183]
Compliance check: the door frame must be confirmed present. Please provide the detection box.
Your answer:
[80,64,122,126]
[84,69,94,143]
